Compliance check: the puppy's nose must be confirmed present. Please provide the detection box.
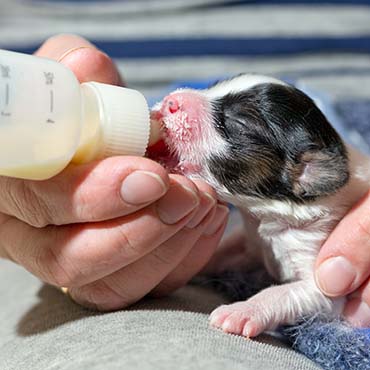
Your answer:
[161,90,207,120]
[167,98,179,114]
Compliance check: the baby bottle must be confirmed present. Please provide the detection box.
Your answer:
[0,49,158,180]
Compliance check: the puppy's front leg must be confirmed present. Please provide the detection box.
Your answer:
[209,280,340,337]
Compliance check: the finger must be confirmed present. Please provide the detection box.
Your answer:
[35,34,124,85]
[184,179,217,228]
[151,204,229,297]
[0,157,171,227]
[0,176,201,287]
[68,203,223,311]
[315,191,370,297]
[343,279,370,327]
[355,278,370,306]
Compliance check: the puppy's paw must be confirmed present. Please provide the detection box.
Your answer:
[209,301,268,338]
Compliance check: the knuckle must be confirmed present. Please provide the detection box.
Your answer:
[112,220,173,266]
[6,180,52,227]
[114,225,140,257]
[146,230,188,272]
[47,262,74,288]
[33,247,60,285]
[35,243,80,287]
[151,249,174,268]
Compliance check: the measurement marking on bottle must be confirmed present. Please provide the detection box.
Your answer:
[5,83,9,106]
[50,90,54,113]
[44,72,54,85]
[1,83,11,117]
[0,65,10,78]
[46,87,55,123]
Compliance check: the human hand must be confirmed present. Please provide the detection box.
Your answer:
[315,191,370,327]
[0,34,229,310]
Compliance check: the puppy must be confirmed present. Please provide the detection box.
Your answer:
[149,74,370,338]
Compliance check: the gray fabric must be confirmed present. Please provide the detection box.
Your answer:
[0,259,320,370]
[3,3,370,42]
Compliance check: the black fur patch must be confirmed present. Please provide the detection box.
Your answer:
[209,83,349,202]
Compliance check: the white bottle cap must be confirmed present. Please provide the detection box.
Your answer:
[85,82,150,157]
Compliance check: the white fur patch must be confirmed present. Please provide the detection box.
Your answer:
[204,74,286,100]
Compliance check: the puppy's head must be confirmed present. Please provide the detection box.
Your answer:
[150,74,349,203]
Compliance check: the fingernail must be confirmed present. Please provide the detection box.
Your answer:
[186,192,216,228]
[344,298,370,327]
[204,205,229,236]
[120,171,166,205]
[316,256,356,296]
[156,184,200,224]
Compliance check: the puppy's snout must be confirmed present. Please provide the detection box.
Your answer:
[167,99,179,114]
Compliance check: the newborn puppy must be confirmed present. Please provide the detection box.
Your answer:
[150,74,370,338]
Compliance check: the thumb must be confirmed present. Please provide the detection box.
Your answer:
[315,190,370,297]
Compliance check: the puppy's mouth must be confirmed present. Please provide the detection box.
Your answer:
[147,92,207,176]
[146,113,183,174]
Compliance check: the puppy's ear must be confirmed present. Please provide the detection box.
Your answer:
[289,149,349,199]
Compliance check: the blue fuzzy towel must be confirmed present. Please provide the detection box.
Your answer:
[284,319,370,370]
[194,269,370,370]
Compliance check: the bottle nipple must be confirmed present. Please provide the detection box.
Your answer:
[87,82,151,157]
